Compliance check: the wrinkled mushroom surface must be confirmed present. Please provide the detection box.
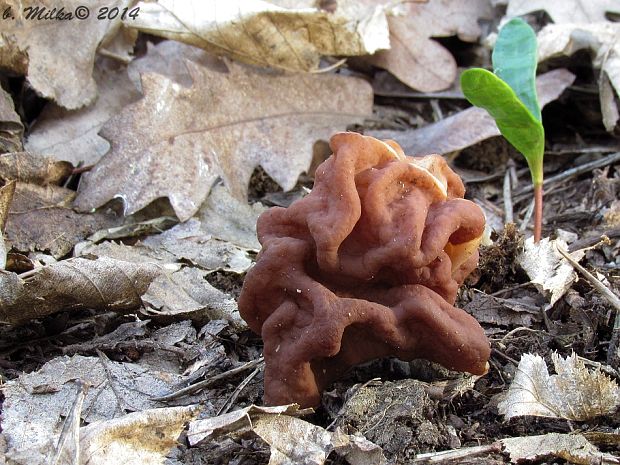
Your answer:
[238,132,490,408]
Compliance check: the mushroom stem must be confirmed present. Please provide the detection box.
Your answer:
[533,182,543,243]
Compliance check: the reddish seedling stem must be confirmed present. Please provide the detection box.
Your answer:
[533,183,543,243]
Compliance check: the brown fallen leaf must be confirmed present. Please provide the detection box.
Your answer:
[0,85,23,153]
[369,69,575,155]
[25,42,218,167]
[0,0,133,109]
[506,0,620,23]
[0,151,72,184]
[24,59,142,167]
[5,183,119,258]
[0,256,161,325]
[125,0,391,72]
[366,0,493,92]
[74,60,372,220]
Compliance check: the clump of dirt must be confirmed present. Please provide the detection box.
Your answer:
[331,379,452,463]
[473,223,526,293]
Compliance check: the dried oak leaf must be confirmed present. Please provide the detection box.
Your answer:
[0,0,133,109]
[0,256,162,325]
[24,59,142,167]
[0,85,23,153]
[498,352,620,421]
[125,0,390,72]
[74,61,373,220]
[366,0,493,92]
[5,183,119,258]
[25,41,218,167]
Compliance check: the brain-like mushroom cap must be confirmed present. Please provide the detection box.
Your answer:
[238,132,490,408]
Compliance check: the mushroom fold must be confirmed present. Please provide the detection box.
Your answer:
[239,132,490,408]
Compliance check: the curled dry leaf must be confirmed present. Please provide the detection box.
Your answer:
[501,433,620,465]
[125,0,391,72]
[0,256,161,325]
[518,236,585,306]
[0,0,133,109]
[367,0,493,92]
[188,404,385,465]
[0,151,72,184]
[0,85,23,153]
[4,183,119,258]
[74,60,372,220]
[369,69,575,155]
[498,352,620,421]
[78,241,245,327]
[80,406,200,465]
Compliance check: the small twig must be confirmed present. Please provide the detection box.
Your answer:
[519,198,535,233]
[310,57,347,74]
[503,162,514,224]
[151,357,264,401]
[498,326,543,344]
[71,164,95,175]
[515,151,620,195]
[411,443,502,463]
[555,244,620,313]
[217,365,263,415]
[491,348,519,365]
[50,380,88,465]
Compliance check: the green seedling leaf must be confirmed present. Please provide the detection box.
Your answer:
[493,18,541,122]
[460,68,544,185]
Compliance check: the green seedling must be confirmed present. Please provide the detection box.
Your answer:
[461,18,544,242]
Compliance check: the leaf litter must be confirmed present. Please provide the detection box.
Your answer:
[1,1,620,464]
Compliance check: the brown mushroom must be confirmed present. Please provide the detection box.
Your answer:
[238,132,490,408]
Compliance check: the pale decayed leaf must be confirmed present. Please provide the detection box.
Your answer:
[74,60,372,220]
[2,354,189,462]
[537,23,620,131]
[506,0,620,24]
[80,406,200,465]
[125,0,391,72]
[518,237,585,305]
[498,352,620,421]
[368,0,493,92]
[0,256,161,324]
[501,433,620,465]
[369,69,575,155]
[188,404,386,465]
[0,0,132,109]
